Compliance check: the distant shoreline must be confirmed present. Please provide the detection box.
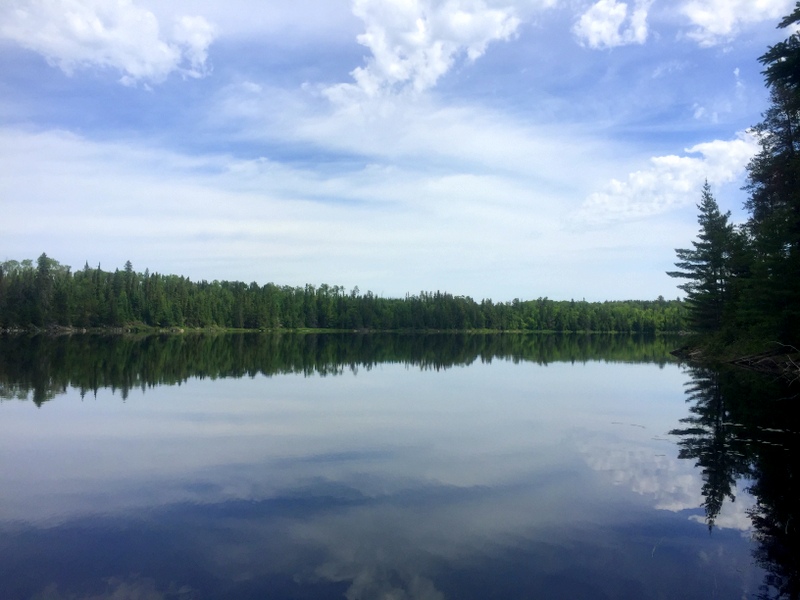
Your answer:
[0,325,687,336]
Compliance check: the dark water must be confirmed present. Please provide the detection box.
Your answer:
[0,333,796,599]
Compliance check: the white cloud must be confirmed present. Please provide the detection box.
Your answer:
[170,15,216,77]
[188,79,708,298]
[575,131,759,224]
[680,0,794,47]
[220,78,611,182]
[325,0,522,103]
[573,0,651,49]
[2,124,680,301]
[0,0,215,84]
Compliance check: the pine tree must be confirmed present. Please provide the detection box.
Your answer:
[743,1,800,343]
[668,183,736,333]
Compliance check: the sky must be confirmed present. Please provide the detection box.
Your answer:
[0,0,795,301]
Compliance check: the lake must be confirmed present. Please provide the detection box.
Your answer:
[0,333,796,599]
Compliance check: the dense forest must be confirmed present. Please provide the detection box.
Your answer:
[670,3,800,351]
[0,255,685,333]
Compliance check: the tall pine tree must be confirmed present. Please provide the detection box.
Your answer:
[743,1,800,343]
[669,182,737,333]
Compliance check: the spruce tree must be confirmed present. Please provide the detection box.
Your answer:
[668,182,736,333]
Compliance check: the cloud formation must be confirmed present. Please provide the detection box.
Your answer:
[0,0,788,300]
[575,132,759,224]
[325,0,522,102]
[573,0,650,49]
[680,0,794,46]
[0,0,215,85]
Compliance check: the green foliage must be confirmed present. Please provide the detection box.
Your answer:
[670,3,800,347]
[744,2,800,343]
[0,256,686,334]
[760,2,800,106]
[668,182,738,333]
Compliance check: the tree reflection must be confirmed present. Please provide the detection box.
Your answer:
[672,365,799,599]
[0,332,678,405]
[669,366,751,529]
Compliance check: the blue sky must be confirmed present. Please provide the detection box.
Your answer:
[0,0,794,301]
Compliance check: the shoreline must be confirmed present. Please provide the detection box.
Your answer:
[671,343,800,381]
[0,325,687,336]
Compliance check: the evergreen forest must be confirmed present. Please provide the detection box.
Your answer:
[0,255,684,333]
[669,3,800,351]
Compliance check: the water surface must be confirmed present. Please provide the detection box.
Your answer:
[0,333,795,599]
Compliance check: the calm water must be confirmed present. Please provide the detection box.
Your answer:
[0,333,796,599]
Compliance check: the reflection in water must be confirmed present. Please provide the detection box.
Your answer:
[0,334,779,599]
[670,367,750,530]
[671,365,799,599]
[0,332,677,405]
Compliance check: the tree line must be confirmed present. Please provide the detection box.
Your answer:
[0,255,686,333]
[670,3,800,349]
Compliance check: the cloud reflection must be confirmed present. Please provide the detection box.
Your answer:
[579,433,756,531]
[0,357,764,598]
